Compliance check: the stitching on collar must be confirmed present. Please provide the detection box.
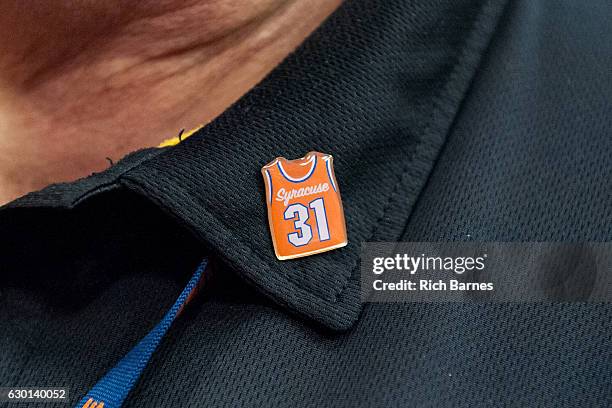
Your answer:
[331,0,511,303]
[121,0,510,330]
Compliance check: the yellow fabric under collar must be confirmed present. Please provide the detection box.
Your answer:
[157,125,202,148]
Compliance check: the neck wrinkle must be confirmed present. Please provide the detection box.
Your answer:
[0,0,342,206]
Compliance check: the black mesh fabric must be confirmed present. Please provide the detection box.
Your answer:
[1,0,611,407]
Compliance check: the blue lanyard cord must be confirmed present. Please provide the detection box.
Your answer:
[75,258,208,408]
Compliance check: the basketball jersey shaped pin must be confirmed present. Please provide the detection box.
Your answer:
[262,151,347,260]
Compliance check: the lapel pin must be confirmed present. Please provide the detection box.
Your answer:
[262,151,348,260]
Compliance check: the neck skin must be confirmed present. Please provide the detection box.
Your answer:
[0,0,341,205]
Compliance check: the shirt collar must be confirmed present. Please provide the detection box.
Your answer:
[3,0,507,330]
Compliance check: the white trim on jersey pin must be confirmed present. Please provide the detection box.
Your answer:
[261,151,347,260]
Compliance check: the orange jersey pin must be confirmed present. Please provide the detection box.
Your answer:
[262,151,347,260]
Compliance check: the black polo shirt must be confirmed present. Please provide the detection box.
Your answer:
[2,0,611,406]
